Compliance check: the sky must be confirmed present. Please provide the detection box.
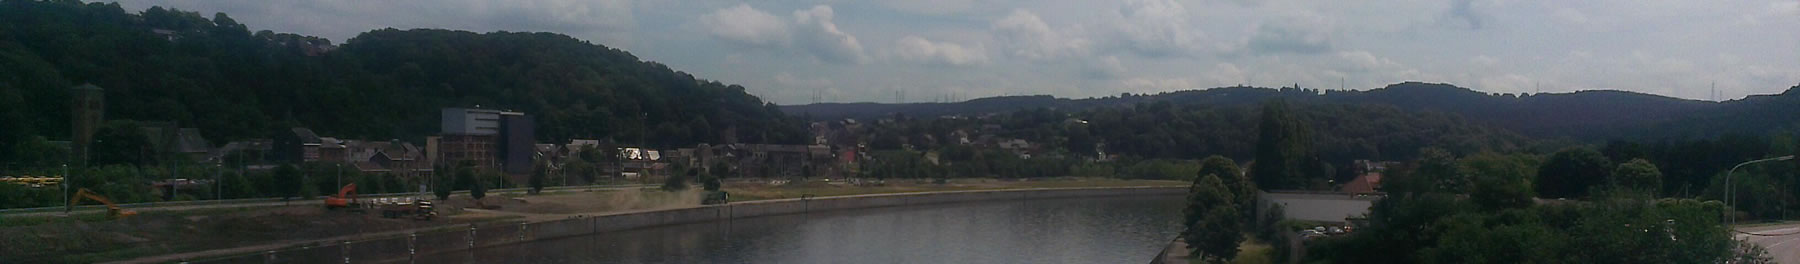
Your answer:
[112,0,1800,105]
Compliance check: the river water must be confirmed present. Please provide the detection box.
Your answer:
[415,194,1187,264]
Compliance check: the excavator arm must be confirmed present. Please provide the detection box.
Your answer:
[325,184,360,209]
[71,188,138,219]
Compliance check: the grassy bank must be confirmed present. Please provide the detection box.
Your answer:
[726,177,1187,201]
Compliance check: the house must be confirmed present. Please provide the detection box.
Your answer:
[207,139,272,163]
[273,127,324,162]
[1340,172,1382,194]
[344,140,431,178]
[140,124,210,162]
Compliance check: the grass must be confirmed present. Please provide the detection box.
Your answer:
[1230,236,1276,264]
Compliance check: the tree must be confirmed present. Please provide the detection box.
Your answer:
[272,164,301,199]
[465,167,487,200]
[89,121,153,166]
[1535,147,1613,199]
[1610,158,1663,194]
[698,168,721,191]
[1199,155,1254,217]
[1251,100,1319,190]
[1184,174,1243,263]
[1388,148,1465,194]
[1462,153,1538,210]
[432,167,452,200]
[529,160,547,194]
[663,170,689,191]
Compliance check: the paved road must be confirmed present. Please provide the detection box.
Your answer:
[1740,224,1800,264]
[2,184,656,218]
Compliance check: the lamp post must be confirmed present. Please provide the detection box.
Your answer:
[1725,155,1795,227]
[214,162,222,202]
[62,163,69,214]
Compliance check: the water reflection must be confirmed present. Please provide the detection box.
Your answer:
[419,195,1184,264]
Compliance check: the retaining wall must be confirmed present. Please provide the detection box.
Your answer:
[187,186,1182,264]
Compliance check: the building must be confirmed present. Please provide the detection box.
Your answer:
[70,84,103,166]
[346,140,431,178]
[273,128,324,162]
[139,123,210,162]
[434,108,534,175]
[498,112,534,176]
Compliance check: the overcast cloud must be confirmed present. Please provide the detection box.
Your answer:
[114,0,1800,104]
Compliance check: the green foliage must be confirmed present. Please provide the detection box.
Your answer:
[0,0,806,156]
[271,164,300,199]
[1310,190,1751,263]
[662,170,689,191]
[1251,100,1326,190]
[1535,147,1613,199]
[529,161,547,194]
[1118,159,1199,180]
[431,166,452,200]
[1462,152,1539,210]
[1184,174,1243,263]
[1199,155,1255,216]
[1611,158,1663,193]
[1067,162,1116,178]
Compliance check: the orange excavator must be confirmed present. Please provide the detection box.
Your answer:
[324,183,361,211]
[71,188,138,219]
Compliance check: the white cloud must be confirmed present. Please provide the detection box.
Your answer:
[697,4,867,64]
[1118,77,1195,94]
[1202,63,1248,86]
[1471,55,1497,66]
[1244,17,1334,55]
[991,9,1090,60]
[698,4,789,48]
[792,5,868,64]
[1336,51,1400,72]
[891,36,989,66]
[1082,56,1128,79]
[1112,0,1204,57]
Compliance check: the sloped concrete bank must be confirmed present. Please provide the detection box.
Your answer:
[183,186,1184,264]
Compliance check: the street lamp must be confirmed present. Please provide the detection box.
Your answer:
[1725,155,1795,227]
[62,163,69,214]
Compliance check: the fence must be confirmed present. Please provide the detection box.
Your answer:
[0,184,655,215]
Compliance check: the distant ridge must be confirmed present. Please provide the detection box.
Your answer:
[783,82,1800,140]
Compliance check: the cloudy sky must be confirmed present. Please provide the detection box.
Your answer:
[113,0,1800,105]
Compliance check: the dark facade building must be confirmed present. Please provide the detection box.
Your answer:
[499,112,534,176]
[272,127,324,163]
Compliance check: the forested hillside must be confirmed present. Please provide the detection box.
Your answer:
[0,0,805,162]
[785,82,1800,141]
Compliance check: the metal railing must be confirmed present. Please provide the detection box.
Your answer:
[0,184,656,215]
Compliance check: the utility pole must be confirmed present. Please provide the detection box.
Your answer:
[336,163,342,190]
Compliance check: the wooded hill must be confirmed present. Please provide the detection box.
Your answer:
[784,82,1800,141]
[0,0,806,157]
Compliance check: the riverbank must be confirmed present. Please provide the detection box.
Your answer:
[67,178,1181,263]
[1151,237,1278,264]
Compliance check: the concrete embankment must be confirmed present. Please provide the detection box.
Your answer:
[175,186,1183,264]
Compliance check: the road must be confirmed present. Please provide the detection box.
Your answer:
[1,184,656,218]
[1740,224,1800,264]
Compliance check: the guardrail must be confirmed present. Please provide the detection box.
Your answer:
[0,184,657,215]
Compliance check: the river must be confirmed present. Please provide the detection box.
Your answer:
[414,194,1186,264]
